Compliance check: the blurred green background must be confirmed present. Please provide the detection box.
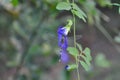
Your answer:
[0,0,120,80]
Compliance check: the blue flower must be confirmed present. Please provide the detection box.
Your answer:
[60,49,69,63]
[58,26,69,63]
[58,26,68,49]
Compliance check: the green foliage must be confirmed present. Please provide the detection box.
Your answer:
[56,2,87,22]
[67,43,92,71]
[1,0,120,79]
[56,2,71,10]
[95,53,111,68]
[11,0,19,6]
[77,43,92,71]
[111,3,120,14]
[66,64,77,71]
[80,61,90,71]
[76,43,82,51]
[112,3,120,6]
[83,47,92,61]
[96,0,111,7]
[67,47,79,57]
[71,3,87,22]
[114,35,120,43]
[80,47,92,71]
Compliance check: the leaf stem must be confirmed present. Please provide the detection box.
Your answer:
[72,1,80,80]
[73,14,76,48]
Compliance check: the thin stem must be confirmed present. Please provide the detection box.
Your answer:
[76,57,80,80]
[73,14,76,48]
[72,2,80,80]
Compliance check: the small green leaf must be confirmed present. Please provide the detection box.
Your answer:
[11,0,18,6]
[80,61,90,71]
[112,3,120,6]
[83,47,92,61]
[71,10,86,22]
[56,2,71,10]
[71,3,86,17]
[71,3,87,22]
[66,64,77,71]
[67,47,79,57]
[76,43,82,51]
[96,0,111,7]
[114,36,120,43]
[80,55,91,66]
[95,53,111,68]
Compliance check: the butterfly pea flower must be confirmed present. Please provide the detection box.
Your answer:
[58,26,68,49]
[57,26,70,63]
[60,49,69,63]
[57,20,72,64]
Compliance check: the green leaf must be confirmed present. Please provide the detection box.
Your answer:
[83,47,92,61]
[112,3,120,14]
[114,36,120,43]
[80,55,91,66]
[95,53,111,68]
[67,47,79,57]
[112,3,120,6]
[56,2,71,10]
[11,0,18,6]
[78,47,92,71]
[76,43,82,51]
[66,64,77,71]
[96,0,111,7]
[72,3,87,17]
[71,10,86,22]
[80,61,90,71]
[71,3,87,22]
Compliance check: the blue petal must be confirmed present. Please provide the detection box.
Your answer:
[58,26,69,64]
[58,26,68,49]
[60,50,69,63]
[58,32,62,47]
[58,26,67,36]
[61,36,68,49]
